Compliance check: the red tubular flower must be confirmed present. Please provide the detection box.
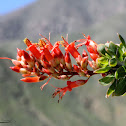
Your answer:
[61,36,69,47]
[90,53,99,61]
[22,50,32,62]
[42,47,53,62]
[67,79,89,89]
[27,44,41,60]
[85,40,98,53]
[21,75,48,83]
[86,46,97,54]
[65,42,81,59]
[17,48,23,57]
[22,50,35,67]
[52,79,89,102]
[16,48,23,61]
[10,66,30,74]
[82,34,98,52]
[81,56,88,70]
[39,33,53,50]
[65,52,72,70]
[12,59,22,67]
[21,76,40,83]
[10,66,20,73]
[51,41,65,67]
[0,33,100,102]
[65,42,82,65]
[24,38,32,47]
[82,49,88,57]
[76,34,100,61]
[84,37,99,61]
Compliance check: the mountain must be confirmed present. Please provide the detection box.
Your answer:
[0,0,126,126]
[0,0,126,41]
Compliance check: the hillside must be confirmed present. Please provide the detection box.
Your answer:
[1,19,126,126]
[1,0,126,126]
[0,0,126,41]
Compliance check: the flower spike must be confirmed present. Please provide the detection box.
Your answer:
[1,33,111,102]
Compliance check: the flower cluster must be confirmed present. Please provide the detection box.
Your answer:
[1,33,126,102]
[0,34,100,102]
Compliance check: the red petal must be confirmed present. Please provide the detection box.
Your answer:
[10,66,20,73]
[12,59,22,67]
[27,44,41,60]
[82,50,88,57]
[65,52,71,63]
[43,48,53,62]
[67,79,88,89]
[22,50,32,62]
[65,42,81,59]
[20,76,40,83]
[90,53,99,61]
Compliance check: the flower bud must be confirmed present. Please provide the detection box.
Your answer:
[81,56,88,70]
[65,52,72,70]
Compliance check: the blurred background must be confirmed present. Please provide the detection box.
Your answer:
[0,0,126,126]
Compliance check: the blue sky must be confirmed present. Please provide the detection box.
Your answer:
[0,0,36,15]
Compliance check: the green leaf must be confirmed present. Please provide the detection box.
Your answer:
[97,57,108,65]
[114,77,126,96]
[97,44,106,56]
[105,53,111,59]
[124,57,126,67]
[109,58,117,67]
[106,79,116,98]
[115,66,126,79]
[120,43,126,53]
[105,43,109,48]
[122,51,126,58]
[106,41,117,56]
[94,66,111,73]
[99,74,115,86]
[116,47,123,61]
[117,33,126,48]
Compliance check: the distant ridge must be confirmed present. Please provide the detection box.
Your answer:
[0,0,126,41]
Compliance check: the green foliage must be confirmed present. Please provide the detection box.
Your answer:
[99,74,115,86]
[118,33,126,48]
[114,77,126,96]
[106,79,116,98]
[94,66,111,73]
[96,34,126,98]
[97,44,106,56]
[109,58,117,67]
[115,66,126,79]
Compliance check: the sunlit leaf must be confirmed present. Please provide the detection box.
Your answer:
[106,41,117,56]
[109,58,117,67]
[97,57,108,65]
[99,74,115,86]
[114,77,126,96]
[116,47,123,61]
[94,66,111,73]
[118,33,126,48]
[97,44,106,56]
[122,51,126,57]
[106,79,116,98]
[115,66,126,79]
